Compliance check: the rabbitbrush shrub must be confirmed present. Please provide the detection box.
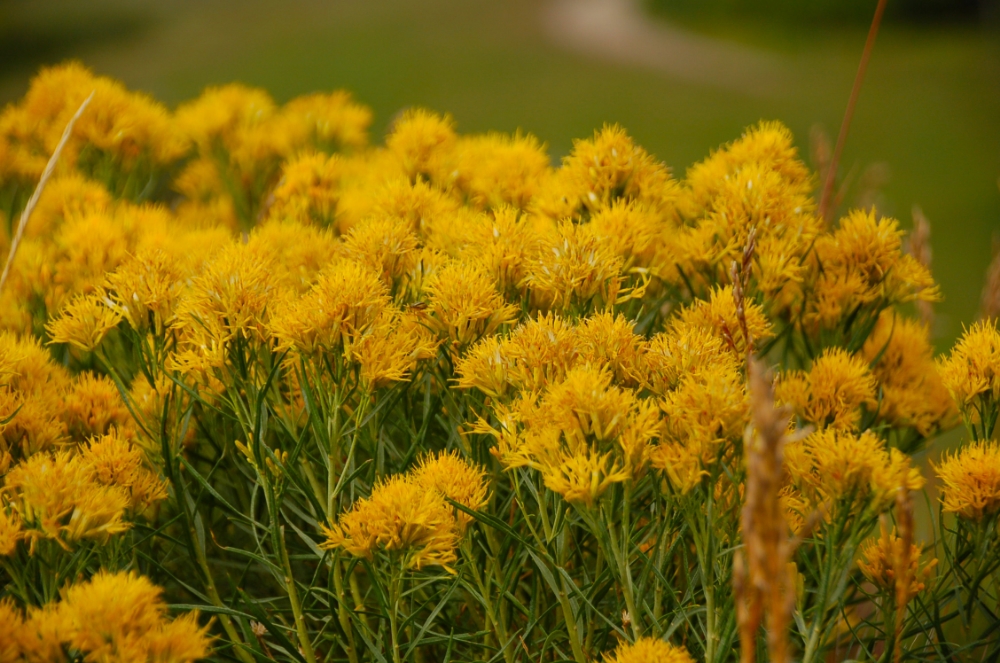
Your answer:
[0,62,999,663]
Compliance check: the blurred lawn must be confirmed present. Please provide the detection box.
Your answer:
[1,0,998,347]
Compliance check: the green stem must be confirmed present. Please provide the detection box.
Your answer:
[333,555,361,663]
[278,525,318,663]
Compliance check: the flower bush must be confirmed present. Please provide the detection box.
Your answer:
[0,61,998,663]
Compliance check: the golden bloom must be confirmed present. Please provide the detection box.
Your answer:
[269,260,390,356]
[776,348,876,431]
[281,90,372,152]
[650,441,707,495]
[267,151,343,227]
[455,336,511,399]
[410,450,490,527]
[46,291,123,352]
[0,505,22,556]
[938,320,1000,437]
[5,450,130,547]
[935,441,1000,520]
[451,132,551,210]
[524,220,633,313]
[342,214,421,287]
[503,313,580,392]
[858,527,935,599]
[575,312,648,388]
[320,474,459,570]
[784,429,923,512]
[674,285,772,357]
[104,249,185,334]
[861,312,957,439]
[605,636,695,663]
[82,429,169,512]
[424,260,518,350]
[351,310,439,388]
[50,570,212,663]
[61,372,131,440]
[386,108,457,182]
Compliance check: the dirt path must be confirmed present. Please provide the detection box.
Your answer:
[540,0,789,95]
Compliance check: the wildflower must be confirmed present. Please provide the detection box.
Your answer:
[386,108,457,183]
[410,450,490,528]
[56,570,213,662]
[776,348,876,431]
[341,215,421,287]
[935,441,1000,520]
[650,441,707,494]
[61,372,131,439]
[5,450,130,547]
[0,333,71,459]
[451,131,551,210]
[861,312,957,438]
[0,598,24,660]
[575,312,648,388]
[605,636,695,663]
[246,219,340,292]
[82,429,168,512]
[461,206,539,293]
[320,474,459,570]
[46,291,123,352]
[104,249,185,334]
[455,336,512,399]
[267,152,343,227]
[554,124,681,218]
[524,220,633,312]
[785,429,923,512]
[938,320,1000,438]
[587,200,669,271]
[858,526,934,600]
[674,286,771,357]
[503,313,579,392]
[807,210,940,328]
[281,90,372,152]
[0,506,22,556]
[424,260,518,350]
[269,260,389,356]
[351,310,439,388]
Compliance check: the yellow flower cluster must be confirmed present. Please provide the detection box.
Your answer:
[0,62,985,663]
[0,571,211,662]
[935,441,1000,520]
[321,451,488,570]
[606,636,696,663]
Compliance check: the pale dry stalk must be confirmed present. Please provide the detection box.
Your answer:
[736,359,795,663]
[892,489,914,663]
[730,226,758,357]
[0,90,95,294]
[981,235,1000,320]
[907,206,934,326]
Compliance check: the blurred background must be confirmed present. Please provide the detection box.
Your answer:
[1,0,998,347]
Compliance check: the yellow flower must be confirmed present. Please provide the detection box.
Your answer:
[351,310,439,388]
[644,323,734,396]
[861,312,957,438]
[503,313,579,392]
[674,285,772,357]
[56,570,213,663]
[605,636,695,663]
[281,90,372,152]
[46,291,123,352]
[424,260,518,350]
[524,220,634,313]
[858,527,934,599]
[61,372,130,440]
[938,319,1000,437]
[539,447,632,508]
[104,249,185,334]
[0,333,71,459]
[776,348,876,431]
[246,219,340,292]
[342,214,421,287]
[267,152,343,227]
[173,240,276,349]
[410,450,490,527]
[451,131,551,210]
[461,206,539,293]
[269,260,389,356]
[321,474,459,570]
[571,312,646,388]
[386,108,457,183]
[552,124,681,218]
[650,441,708,495]
[785,429,922,512]
[455,336,511,399]
[82,429,169,512]
[5,450,130,547]
[935,441,1000,520]
[0,505,23,556]
[806,209,940,328]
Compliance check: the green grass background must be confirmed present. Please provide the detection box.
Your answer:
[1,0,998,347]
